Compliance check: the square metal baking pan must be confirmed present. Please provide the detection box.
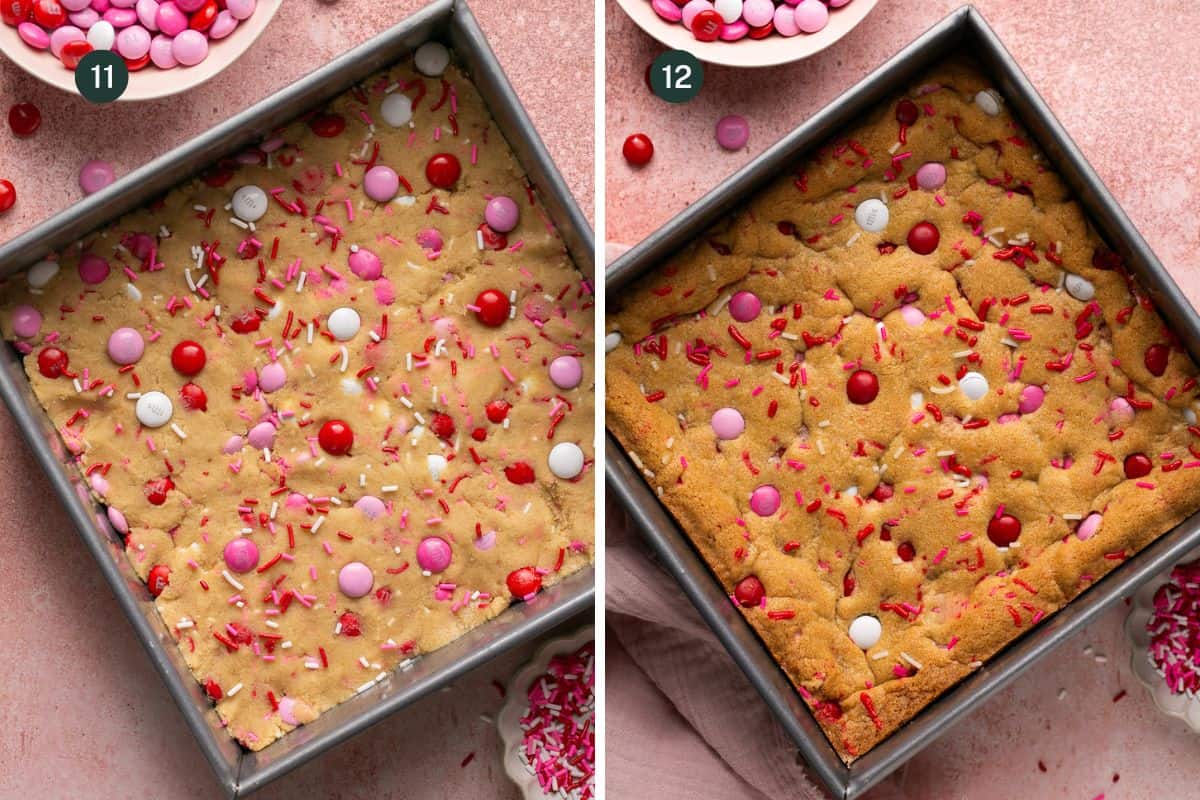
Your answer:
[605,6,1200,799]
[0,1,594,796]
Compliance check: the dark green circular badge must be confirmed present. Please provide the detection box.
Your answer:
[650,50,703,104]
[75,51,129,103]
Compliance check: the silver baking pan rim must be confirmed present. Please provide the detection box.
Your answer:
[0,1,595,796]
[605,6,1200,799]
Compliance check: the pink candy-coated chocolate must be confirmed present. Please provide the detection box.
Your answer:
[354,495,386,520]
[680,0,712,30]
[549,355,583,389]
[11,306,42,339]
[18,23,51,50]
[77,253,111,284]
[106,505,129,533]
[106,327,145,365]
[103,7,138,27]
[750,485,781,517]
[793,0,829,33]
[155,1,186,36]
[415,228,443,256]
[148,33,176,67]
[49,25,85,58]
[899,304,926,326]
[710,407,744,440]
[257,361,286,393]
[134,0,158,29]
[62,0,92,10]
[715,115,749,150]
[171,28,207,65]
[1108,396,1135,424]
[740,0,773,27]
[773,4,800,35]
[916,162,947,190]
[363,165,400,202]
[718,21,748,41]
[484,195,519,233]
[1076,513,1103,541]
[209,10,237,39]
[223,537,259,573]
[348,246,383,280]
[173,0,204,10]
[728,290,761,322]
[226,0,254,19]
[1018,384,1045,414]
[79,159,116,195]
[337,561,374,598]
[416,536,453,573]
[91,0,112,12]
[246,421,277,449]
[651,0,682,23]
[115,24,151,59]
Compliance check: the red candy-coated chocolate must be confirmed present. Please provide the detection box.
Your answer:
[429,411,455,440]
[846,369,879,404]
[504,461,535,485]
[179,382,208,411]
[125,52,151,72]
[870,482,894,502]
[691,8,722,41]
[203,678,223,700]
[895,99,919,125]
[470,427,486,441]
[8,103,40,137]
[748,22,774,39]
[307,113,345,138]
[188,0,217,30]
[622,133,653,167]
[987,513,1022,547]
[1124,452,1153,479]
[145,476,174,506]
[338,611,362,637]
[425,152,461,189]
[506,566,542,598]
[171,340,206,375]
[0,179,14,214]
[31,0,64,28]
[474,288,510,327]
[485,399,510,423]
[37,346,68,378]
[60,39,92,70]
[147,564,171,597]
[907,221,940,255]
[318,419,354,455]
[1,0,30,26]
[229,311,262,334]
[477,222,507,251]
[734,575,764,607]
[897,541,916,562]
[1145,343,1169,377]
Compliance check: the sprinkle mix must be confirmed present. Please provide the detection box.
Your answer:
[518,642,596,800]
[1146,559,1200,697]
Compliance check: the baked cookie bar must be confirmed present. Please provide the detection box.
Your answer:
[606,57,1200,760]
[1,42,593,750]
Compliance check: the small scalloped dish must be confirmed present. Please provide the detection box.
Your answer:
[1125,553,1200,732]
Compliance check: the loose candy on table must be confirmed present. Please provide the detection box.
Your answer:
[622,133,653,167]
[715,114,749,150]
[79,159,115,194]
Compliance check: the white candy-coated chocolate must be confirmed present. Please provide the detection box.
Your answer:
[380,92,413,128]
[1064,273,1095,302]
[848,615,882,649]
[548,442,585,479]
[959,371,989,401]
[27,260,59,288]
[605,331,622,353]
[413,42,450,77]
[232,185,269,222]
[854,198,889,233]
[135,391,173,428]
[327,307,361,341]
[974,89,1002,116]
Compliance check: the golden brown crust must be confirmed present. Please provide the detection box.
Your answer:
[606,58,1200,761]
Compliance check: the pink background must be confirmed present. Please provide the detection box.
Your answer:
[606,1,1200,799]
[0,2,591,798]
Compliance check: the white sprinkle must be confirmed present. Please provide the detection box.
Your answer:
[222,570,245,591]
[170,423,187,440]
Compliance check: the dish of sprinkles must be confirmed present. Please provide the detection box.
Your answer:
[1146,559,1200,697]
[0,41,593,750]
[518,641,596,800]
[605,57,1200,762]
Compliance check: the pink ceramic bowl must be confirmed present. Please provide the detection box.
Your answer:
[0,0,281,102]
[614,0,879,68]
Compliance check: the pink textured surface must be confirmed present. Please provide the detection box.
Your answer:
[0,0,593,243]
[606,1,1200,798]
[0,1,591,797]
